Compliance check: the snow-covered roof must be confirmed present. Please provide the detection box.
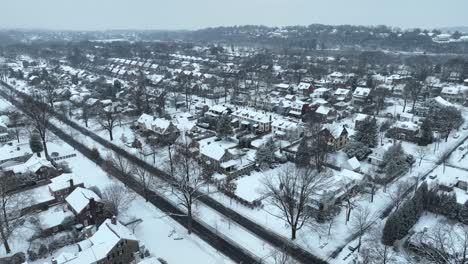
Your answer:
[325,124,347,138]
[64,218,138,264]
[441,86,461,95]
[232,109,271,123]
[152,118,173,131]
[275,83,290,89]
[209,105,228,114]
[334,88,350,96]
[297,82,311,90]
[433,96,453,107]
[347,157,361,171]
[316,105,331,115]
[353,87,371,97]
[393,121,419,132]
[37,205,73,230]
[8,154,53,174]
[65,187,101,214]
[0,142,31,162]
[200,143,226,161]
[137,113,154,128]
[48,173,84,192]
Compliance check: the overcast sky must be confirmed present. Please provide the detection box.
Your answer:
[1,0,467,31]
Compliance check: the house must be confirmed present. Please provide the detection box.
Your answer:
[296,82,314,97]
[151,118,180,142]
[231,109,272,133]
[309,169,364,214]
[271,119,304,141]
[311,87,330,99]
[352,87,372,110]
[65,187,104,227]
[5,154,56,180]
[333,88,351,102]
[53,217,142,264]
[288,101,309,119]
[388,121,420,142]
[200,143,233,168]
[367,144,390,166]
[440,86,467,103]
[321,125,349,150]
[274,83,291,94]
[205,105,230,119]
[174,133,199,155]
[354,114,370,129]
[136,113,154,131]
[315,105,337,123]
[328,72,346,84]
[37,205,74,237]
[285,94,296,102]
[0,142,32,165]
[48,173,85,201]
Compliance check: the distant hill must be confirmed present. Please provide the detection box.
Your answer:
[439,26,468,33]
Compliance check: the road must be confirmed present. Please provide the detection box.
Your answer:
[0,81,328,264]
[0,85,262,264]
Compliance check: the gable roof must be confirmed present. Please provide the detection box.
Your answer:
[65,187,101,214]
[7,154,53,174]
[60,218,138,264]
[49,173,84,192]
[200,143,227,161]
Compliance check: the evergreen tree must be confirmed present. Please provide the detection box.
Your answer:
[256,138,276,168]
[295,137,311,167]
[460,201,468,224]
[216,114,233,139]
[383,142,408,178]
[354,116,378,147]
[418,118,433,145]
[29,132,43,156]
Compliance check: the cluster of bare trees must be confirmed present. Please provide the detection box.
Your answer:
[262,164,330,240]
[0,174,33,253]
[161,140,214,234]
[104,139,214,235]
[410,222,468,264]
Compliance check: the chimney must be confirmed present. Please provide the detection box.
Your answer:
[51,257,57,264]
[89,197,96,210]
[111,215,117,225]
[69,179,74,189]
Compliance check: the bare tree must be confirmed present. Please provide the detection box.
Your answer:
[411,222,468,264]
[41,77,58,109]
[101,184,136,216]
[438,151,450,174]
[262,164,329,240]
[23,94,50,158]
[81,105,91,128]
[352,205,373,252]
[0,174,32,253]
[270,246,298,264]
[303,120,328,172]
[104,152,132,177]
[133,165,154,202]
[358,224,396,264]
[8,110,22,143]
[388,181,411,211]
[97,104,120,141]
[416,146,428,167]
[164,142,213,234]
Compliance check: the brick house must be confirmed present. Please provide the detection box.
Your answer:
[48,173,84,202]
[65,187,104,227]
[52,217,142,264]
